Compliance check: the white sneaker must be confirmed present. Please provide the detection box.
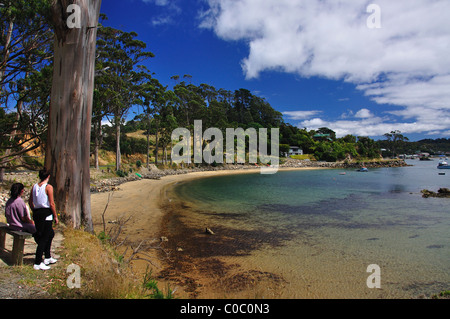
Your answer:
[44,257,57,265]
[33,262,51,270]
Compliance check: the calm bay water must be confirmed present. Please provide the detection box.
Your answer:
[173,160,450,298]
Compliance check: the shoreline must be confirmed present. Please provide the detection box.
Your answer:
[90,160,409,298]
[88,158,408,193]
[91,165,330,239]
[88,158,407,249]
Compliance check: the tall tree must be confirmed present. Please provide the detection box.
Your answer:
[95,25,154,171]
[0,0,52,89]
[384,130,409,158]
[45,0,102,231]
[158,90,178,165]
[0,0,53,181]
[152,84,178,165]
[233,88,253,124]
[137,76,163,169]
[91,88,107,169]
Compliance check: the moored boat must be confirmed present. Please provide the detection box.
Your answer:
[437,161,450,169]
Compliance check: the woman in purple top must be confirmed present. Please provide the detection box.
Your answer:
[4,183,36,234]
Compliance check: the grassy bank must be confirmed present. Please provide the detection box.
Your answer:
[46,228,173,299]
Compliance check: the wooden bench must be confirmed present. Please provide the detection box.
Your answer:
[0,222,33,266]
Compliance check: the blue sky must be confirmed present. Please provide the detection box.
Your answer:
[101,0,450,141]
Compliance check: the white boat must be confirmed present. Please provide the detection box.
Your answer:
[437,161,450,169]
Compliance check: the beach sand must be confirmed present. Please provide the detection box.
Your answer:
[90,167,322,298]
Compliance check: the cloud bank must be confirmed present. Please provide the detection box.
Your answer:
[200,0,450,137]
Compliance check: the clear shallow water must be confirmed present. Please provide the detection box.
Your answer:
[173,160,450,298]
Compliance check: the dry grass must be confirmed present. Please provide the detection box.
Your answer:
[49,227,152,299]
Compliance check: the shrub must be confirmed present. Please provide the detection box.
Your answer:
[142,268,174,299]
[116,169,128,177]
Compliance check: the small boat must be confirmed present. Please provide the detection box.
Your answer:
[437,161,450,169]
[358,167,368,172]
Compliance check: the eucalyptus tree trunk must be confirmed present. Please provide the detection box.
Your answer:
[115,115,121,171]
[45,0,101,232]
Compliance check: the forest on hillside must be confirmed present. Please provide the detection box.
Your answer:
[1,2,447,182]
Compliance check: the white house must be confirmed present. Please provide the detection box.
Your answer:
[288,146,303,156]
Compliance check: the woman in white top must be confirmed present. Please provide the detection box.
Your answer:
[28,169,59,270]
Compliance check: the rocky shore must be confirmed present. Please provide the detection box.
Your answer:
[279,158,408,169]
[0,158,408,210]
[421,188,450,198]
[90,158,408,192]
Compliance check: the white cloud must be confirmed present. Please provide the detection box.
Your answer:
[200,0,450,137]
[299,110,450,138]
[142,0,170,6]
[283,110,322,120]
[143,0,181,26]
[354,108,373,119]
[151,15,174,26]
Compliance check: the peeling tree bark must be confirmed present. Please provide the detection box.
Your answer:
[45,0,102,232]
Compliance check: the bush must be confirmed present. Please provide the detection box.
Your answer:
[116,169,128,177]
[290,154,315,160]
[142,268,174,299]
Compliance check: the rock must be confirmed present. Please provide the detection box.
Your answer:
[205,227,215,235]
[421,188,450,198]
[160,236,168,242]
[421,189,433,198]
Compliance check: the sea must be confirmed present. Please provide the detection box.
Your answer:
[171,159,450,298]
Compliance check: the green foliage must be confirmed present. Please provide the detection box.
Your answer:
[142,268,175,299]
[379,137,450,156]
[0,0,53,171]
[101,125,149,155]
[279,144,290,156]
[311,134,379,162]
[432,290,450,299]
[97,231,111,243]
[290,154,315,160]
[116,169,128,177]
